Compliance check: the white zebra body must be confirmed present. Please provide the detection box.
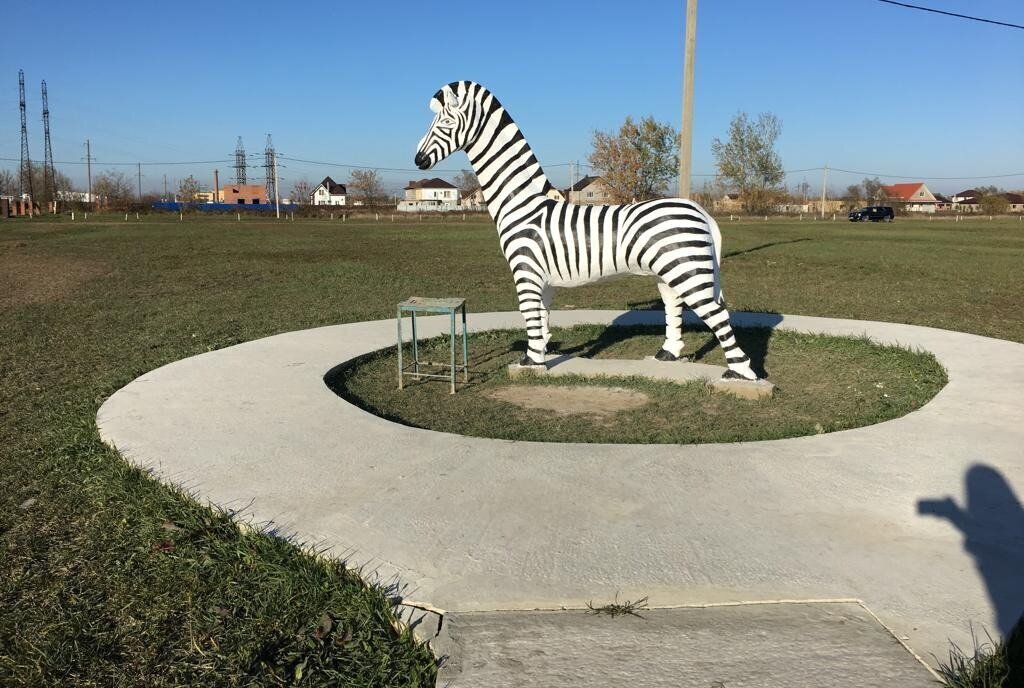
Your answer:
[415,81,757,380]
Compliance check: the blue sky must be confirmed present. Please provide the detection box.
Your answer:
[2,0,1021,197]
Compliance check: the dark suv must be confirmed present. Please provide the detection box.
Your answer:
[848,206,895,222]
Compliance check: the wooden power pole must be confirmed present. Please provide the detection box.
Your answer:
[679,0,698,199]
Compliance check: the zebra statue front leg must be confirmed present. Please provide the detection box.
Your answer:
[655,281,687,361]
[516,279,550,366]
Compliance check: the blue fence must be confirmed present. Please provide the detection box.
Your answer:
[151,202,299,213]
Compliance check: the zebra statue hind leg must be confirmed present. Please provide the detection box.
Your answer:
[675,286,759,380]
[655,280,687,361]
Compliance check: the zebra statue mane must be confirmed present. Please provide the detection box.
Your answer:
[415,81,760,381]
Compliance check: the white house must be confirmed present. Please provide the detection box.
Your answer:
[565,175,611,204]
[882,182,941,213]
[398,178,460,212]
[311,177,347,206]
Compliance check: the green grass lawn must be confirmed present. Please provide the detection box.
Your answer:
[334,325,946,444]
[2,213,1022,685]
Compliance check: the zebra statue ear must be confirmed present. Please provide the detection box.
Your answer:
[442,84,463,110]
[429,96,442,113]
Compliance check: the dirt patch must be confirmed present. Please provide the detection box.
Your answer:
[0,251,109,307]
[486,385,650,417]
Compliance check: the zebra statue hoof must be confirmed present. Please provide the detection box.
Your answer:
[654,349,679,362]
[518,354,546,368]
[721,369,759,382]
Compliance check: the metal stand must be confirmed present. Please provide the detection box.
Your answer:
[397,297,468,394]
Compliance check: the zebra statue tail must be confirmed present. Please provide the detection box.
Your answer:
[707,212,726,306]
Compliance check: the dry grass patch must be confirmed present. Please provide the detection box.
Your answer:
[0,247,109,306]
[486,384,650,417]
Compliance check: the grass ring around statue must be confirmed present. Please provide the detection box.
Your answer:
[328,324,947,445]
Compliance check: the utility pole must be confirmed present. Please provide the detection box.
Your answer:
[820,164,828,219]
[264,134,277,206]
[137,163,142,201]
[273,153,281,219]
[85,139,93,207]
[214,169,219,204]
[18,69,33,203]
[41,80,56,209]
[679,0,698,199]
[234,137,246,184]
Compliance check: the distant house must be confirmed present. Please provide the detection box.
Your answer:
[1004,192,1024,213]
[882,182,939,212]
[311,177,347,206]
[952,189,1023,213]
[221,184,268,205]
[565,175,611,204]
[713,193,742,212]
[546,187,566,202]
[951,189,980,212]
[463,188,486,210]
[398,178,460,212]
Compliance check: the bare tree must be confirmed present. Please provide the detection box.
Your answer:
[710,111,784,214]
[974,185,1002,197]
[588,115,679,203]
[844,184,863,202]
[93,170,134,207]
[291,178,312,205]
[348,169,385,204]
[980,193,1009,215]
[861,177,885,203]
[177,175,200,205]
[454,169,480,196]
[0,169,17,197]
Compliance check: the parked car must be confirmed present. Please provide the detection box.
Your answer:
[848,206,895,222]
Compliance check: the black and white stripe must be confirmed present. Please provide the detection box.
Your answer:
[415,81,758,381]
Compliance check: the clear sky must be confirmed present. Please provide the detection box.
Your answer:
[2,0,1021,197]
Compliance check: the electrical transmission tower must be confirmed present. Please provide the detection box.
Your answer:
[264,134,276,205]
[18,69,33,201]
[234,137,247,184]
[41,80,56,205]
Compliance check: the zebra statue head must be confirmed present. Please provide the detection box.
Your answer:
[414,81,481,170]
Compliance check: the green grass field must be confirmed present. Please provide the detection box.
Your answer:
[2,214,1022,686]
[335,325,946,444]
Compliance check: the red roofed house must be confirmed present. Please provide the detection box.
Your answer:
[882,182,940,213]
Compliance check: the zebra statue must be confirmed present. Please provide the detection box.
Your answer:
[414,81,760,381]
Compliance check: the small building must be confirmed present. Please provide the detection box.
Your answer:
[951,189,979,213]
[311,177,347,206]
[1004,193,1024,213]
[398,178,460,212]
[221,184,268,205]
[713,193,742,212]
[565,175,611,204]
[546,187,565,202]
[882,182,940,213]
[463,188,486,211]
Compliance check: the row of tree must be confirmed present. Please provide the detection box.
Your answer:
[587,111,785,213]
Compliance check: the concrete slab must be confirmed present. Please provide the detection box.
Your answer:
[435,602,936,687]
[508,355,775,399]
[96,310,1024,665]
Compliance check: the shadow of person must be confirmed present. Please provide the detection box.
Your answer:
[918,464,1024,641]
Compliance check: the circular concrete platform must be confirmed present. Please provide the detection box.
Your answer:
[97,310,1024,663]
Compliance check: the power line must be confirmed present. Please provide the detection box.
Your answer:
[2,155,1020,182]
[277,155,575,173]
[876,0,1024,30]
[0,156,232,166]
[827,167,1024,180]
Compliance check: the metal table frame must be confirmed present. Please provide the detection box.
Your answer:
[397,297,468,394]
